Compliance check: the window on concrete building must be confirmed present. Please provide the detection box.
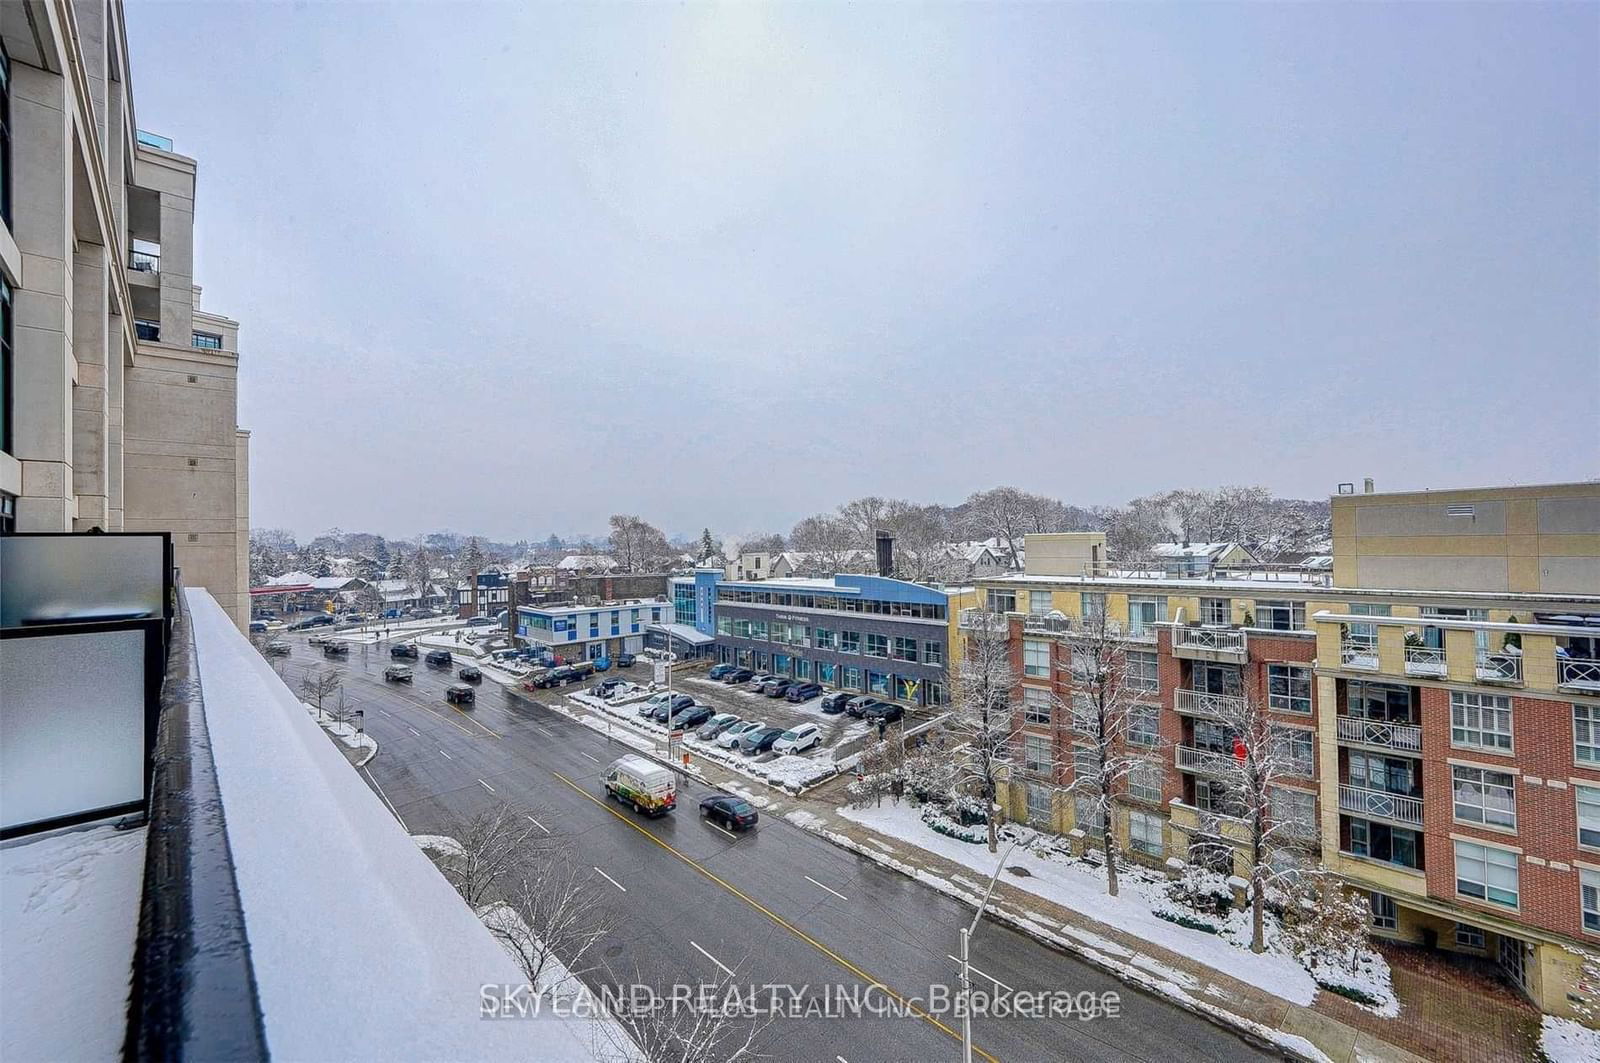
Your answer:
[927,680,946,706]
[1081,592,1106,620]
[1452,765,1516,830]
[986,589,1016,614]
[1022,686,1052,725]
[1029,590,1052,615]
[1347,819,1419,869]
[1576,784,1600,849]
[1254,600,1305,631]
[1129,810,1163,857]
[1267,664,1312,714]
[1576,704,1600,765]
[1454,923,1486,949]
[1369,892,1398,931]
[1127,596,1167,637]
[814,628,835,649]
[1451,691,1513,752]
[1455,840,1519,909]
[1023,639,1050,677]
[192,331,223,349]
[1584,871,1600,935]
[923,641,943,666]
[865,633,889,658]
[892,637,918,662]
[1201,598,1231,626]
[840,630,860,653]
[1,43,10,228]
[842,666,861,690]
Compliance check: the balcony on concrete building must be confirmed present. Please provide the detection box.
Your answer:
[958,607,1008,634]
[1338,783,1423,827]
[1559,655,1600,693]
[1169,624,1247,663]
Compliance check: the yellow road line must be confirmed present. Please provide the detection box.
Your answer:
[551,771,1000,1063]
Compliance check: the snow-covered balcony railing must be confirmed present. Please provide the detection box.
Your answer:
[958,608,1008,633]
[1338,784,1423,827]
[1169,624,1247,662]
[1172,687,1245,720]
[1174,744,1234,777]
[1475,649,1523,685]
[1339,640,1379,671]
[1020,612,1125,639]
[1559,656,1600,692]
[1335,714,1423,754]
[1403,645,1447,677]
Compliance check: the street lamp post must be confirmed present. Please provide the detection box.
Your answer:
[961,838,1018,1063]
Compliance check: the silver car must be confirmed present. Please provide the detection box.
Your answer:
[715,720,764,749]
[697,712,740,741]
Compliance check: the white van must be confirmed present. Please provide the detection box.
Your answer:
[603,755,677,817]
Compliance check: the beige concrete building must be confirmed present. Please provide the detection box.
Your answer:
[1,0,249,627]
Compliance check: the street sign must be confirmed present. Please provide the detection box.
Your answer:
[653,660,668,685]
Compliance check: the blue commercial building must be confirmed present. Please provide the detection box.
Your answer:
[668,570,972,707]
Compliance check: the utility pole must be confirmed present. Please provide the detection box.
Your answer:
[961,839,1018,1063]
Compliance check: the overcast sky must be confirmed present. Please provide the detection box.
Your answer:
[126,1,1599,543]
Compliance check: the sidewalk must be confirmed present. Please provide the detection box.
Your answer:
[775,777,1542,1063]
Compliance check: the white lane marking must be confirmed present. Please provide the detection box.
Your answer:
[579,751,600,763]
[708,821,737,841]
[478,779,496,793]
[690,940,734,978]
[532,725,555,737]
[593,867,627,893]
[407,726,421,736]
[376,708,393,718]
[837,1057,850,1063]
[438,749,452,759]
[946,954,1013,992]
[525,814,549,834]
[361,766,407,831]
[805,875,849,902]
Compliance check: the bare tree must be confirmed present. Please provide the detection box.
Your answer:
[593,963,767,1063]
[1195,683,1317,952]
[949,611,1018,852]
[738,532,786,554]
[409,545,435,611]
[1061,612,1159,897]
[960,486,1032,569]
[787,514,858,575]
[481,848,619,992]
[440,802,552,908]
[298,667,342,718]
[608,515,672,573]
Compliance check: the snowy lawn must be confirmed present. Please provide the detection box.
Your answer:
[838,800,1320,1005]
[1541,1015,1600,1063]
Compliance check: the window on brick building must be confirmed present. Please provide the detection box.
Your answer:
[1454,923,1485,949]
[1029,590,1052,615]
[1024,783,1053,825]
[1583,870,1600,935]
[1576,784,1600,849]
[1576,703,1600,765]
[1451,765,1516,830]
[1022,686,1052,726]
[1126,650,1159,692]
[1450,691,1512,752]
[1023,735,1052,776]
[1023,639,1050,677]
[1454,840,1518,908]
[1268,664,1313,714]
[1201,597,1231,626]
[1129,810,1163,857]
[1129,703,1159,747]
[1127,759,1162,803]
[1073,794,1104,834]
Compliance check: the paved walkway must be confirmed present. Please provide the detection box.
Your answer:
[763,775,1542,1063]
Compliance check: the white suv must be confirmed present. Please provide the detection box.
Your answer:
[772,723,821,754]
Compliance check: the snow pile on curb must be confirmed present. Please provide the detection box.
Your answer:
[413,835,467,859]
[1541,1016,1600,1063]
[301,701,378,766]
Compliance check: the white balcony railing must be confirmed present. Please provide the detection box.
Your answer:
[1171,626,1246,654]
[958,608,1008,633]
[1340,642,1379,671]
[1559,657,1600,691]
[1336,714,1423,753]
[1173,688,1246,719]
[1403,645,1447,677]
[1175,745,1235,776]
[1021,612,1126,639]
[1338,784,1423,826]
[1475,650,1523,685]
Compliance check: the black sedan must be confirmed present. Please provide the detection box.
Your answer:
[672,705,715,730]
[865,702,905,724]
[615,653,637,668]
[742,726,786,755]
[722,668,755,684]
[458,665,482,682]
[699,794,759,831]
[651,694,696,722]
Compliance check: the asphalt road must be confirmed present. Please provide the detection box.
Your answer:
[279,633,1278,1063]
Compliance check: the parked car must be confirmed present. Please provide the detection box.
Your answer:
[425,650,453,667]
[699,794,759,830]
[865,702,905,725]
[384,665,413,683]
[716,720,764,749]
[697,713,741,741]
[390,642,419,659]
[263,640,291,657]
[672,705,714,730]
[290,614,335,630]
[722,668,755,684]
[568,660,597,681]
[615,653,636,668]
[249,620,268,634]
[322,642,349,657]
[820,691,853,714]
[739,726,786,755]
[845,695,882,719]
[593,677,629,698]
[639,692,671,717]
[773,723,822,754]
[458,665,482,682]
[252,610,278,621]
[708,663,739,680]
[446,683,475,705]
[651,694,696,722]
[761,677,797,697]
[603,755,676,817]
[466,616,495,627]
[785,682,823,703]
[342,613,365,624]
[538,666,577,688]
[748,673,779,689]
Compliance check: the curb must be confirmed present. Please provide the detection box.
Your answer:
[786,810,1326,1063]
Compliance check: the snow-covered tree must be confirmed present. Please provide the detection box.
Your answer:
[1062,611,1162,897]
[408,546,435,609]
[481,846,618,993]
[1280,867,1370,971]
[697,528,720,564]
[608,514,672,572]
[440,803,550,908]
[788,514,858,575]
[948,610,1019,852]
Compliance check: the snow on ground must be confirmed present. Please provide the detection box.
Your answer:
[413,835,467,859]
[837,801,1317,1004]
[1,823,147,1061]
[414,630,495,657]
[1541,1016,1600,1063]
